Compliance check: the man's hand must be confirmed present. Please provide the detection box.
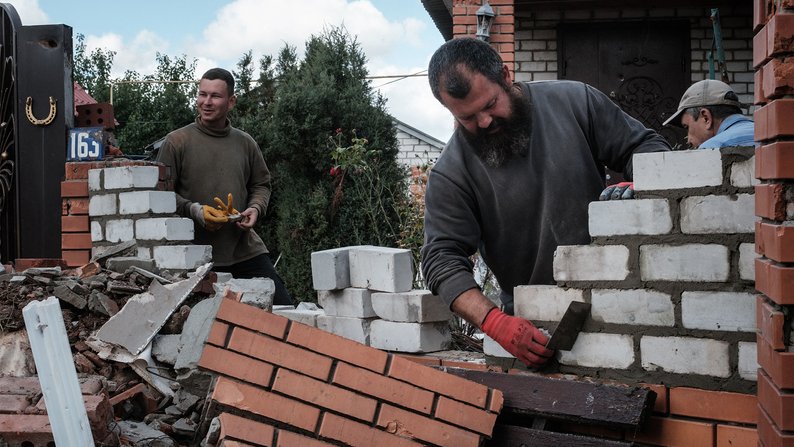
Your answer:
[237,207,259,230]
[189,202,227,231]
[599,181,634,201]
[481,308,553,368]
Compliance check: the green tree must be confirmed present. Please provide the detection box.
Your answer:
[113,54,198,153]
[258,27,407,301]
[73,34,115,102]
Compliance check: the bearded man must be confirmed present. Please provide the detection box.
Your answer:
[420,38,670,368]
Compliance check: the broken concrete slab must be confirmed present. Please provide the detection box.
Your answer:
[113,420,176,447]
[0,330,35,377]
[212,277,274,311]
[52,284,88,309]
[174,296,222,373]
[106,257,156,274]
[95,263,211,356]
[87,290,119,316]
[152,334,181,366]
[91,240,138,266]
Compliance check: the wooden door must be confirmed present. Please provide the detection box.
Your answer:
[560,21,690,156]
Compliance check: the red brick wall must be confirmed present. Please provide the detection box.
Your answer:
[753,1,794,446]
[198,293,504,447]
[452,0,516,75]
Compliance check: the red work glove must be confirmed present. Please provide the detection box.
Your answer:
[481,308,553,368]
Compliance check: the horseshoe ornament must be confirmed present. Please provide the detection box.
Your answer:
[25,96,57,126]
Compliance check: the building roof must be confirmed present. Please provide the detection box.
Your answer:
[393,118,445,149]
[73,82,97,115]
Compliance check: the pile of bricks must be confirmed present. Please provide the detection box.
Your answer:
[0,376,114,445]
[88,164,211,271]
[752,2,794,445]
[198,292,503,446]
[309,246,453,353]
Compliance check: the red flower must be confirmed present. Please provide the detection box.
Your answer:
[330,166,341,177]
[335,128,342,134]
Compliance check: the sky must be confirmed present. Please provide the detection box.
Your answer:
[7,0,454,142]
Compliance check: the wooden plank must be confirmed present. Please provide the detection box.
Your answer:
[437,367,655,429]
[486,424,634,447]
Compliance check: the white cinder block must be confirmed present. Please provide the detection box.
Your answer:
[738,341,758,381]
[591,289,674,326]
[88,169,101,191]
[730,157,759,188]
[680,194,756,234]
[739,243,758,281]
[640,244,729,282]
[557,333,634,369]
[348,246,413,292]
[553,245,630,281]
[371,290,452,322]
[118,191,176,215]
[137,246,152,259]
[681,291,756,332]
[105,219,135,243]
[514,285,585,321]
[102,166,159,190]
[633,149,723,191]
[483,334,514,358]
[316,315,373,345]
[88,193,116,216]
[153,245,212,270]
[135,218,194,241]
[588,199,672,236]
[641,336,730,377]
[369,320,451,353]
[318,288,376,318]
[311,247,353,290]
[91,221,103,242]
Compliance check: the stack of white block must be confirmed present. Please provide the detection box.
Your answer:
[88,166,212,271]
[310,245,452,353]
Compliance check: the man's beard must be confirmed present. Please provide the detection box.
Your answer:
[461,87,530,168]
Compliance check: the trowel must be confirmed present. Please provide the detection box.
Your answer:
[545,301,591,351]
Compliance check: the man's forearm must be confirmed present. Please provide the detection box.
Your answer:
[450,288,498,328]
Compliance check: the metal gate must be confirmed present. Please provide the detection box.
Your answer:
[0,3,73,264]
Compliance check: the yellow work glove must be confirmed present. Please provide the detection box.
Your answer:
[189,202,227,231]
[214,193,240,216]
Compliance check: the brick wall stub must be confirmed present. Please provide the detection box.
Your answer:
[756,142,794,179]
[755,257,794,305]
[757,369,794,432]
[200,296,503,447]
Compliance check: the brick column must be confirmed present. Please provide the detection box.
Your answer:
[452,0,515,75]
[752,1,794,445]
[61,160,167,267]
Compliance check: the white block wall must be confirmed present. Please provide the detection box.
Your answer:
[119,191,176,215]
[153,245,212,270]
[348,246,414,292]
[513,285,584,321]
[591,289,674,326]
[369,320,451,353]
[542,148,756,391]
[553,245,629,281]
[557,333,634,369]
[641,336,730,378]
[136,218,194,241]
[371,290,452,323]
[633,150,723,191]
[640,244,730,282]
[588,199,673,236]
[680,194,755,234]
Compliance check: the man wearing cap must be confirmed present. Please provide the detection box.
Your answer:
[663,79,755,149]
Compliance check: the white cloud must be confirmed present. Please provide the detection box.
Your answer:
[84,30,169,78]
[3,0,48,25]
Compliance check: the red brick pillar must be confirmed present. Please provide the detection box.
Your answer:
[452,0,515,75]
[752,1,794,445]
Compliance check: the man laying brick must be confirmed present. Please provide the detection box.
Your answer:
[420,38,670,368]
[157,67,292,305]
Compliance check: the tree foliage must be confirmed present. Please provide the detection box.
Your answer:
[73,26,411,301]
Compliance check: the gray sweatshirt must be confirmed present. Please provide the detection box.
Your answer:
[421,80,670,310]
